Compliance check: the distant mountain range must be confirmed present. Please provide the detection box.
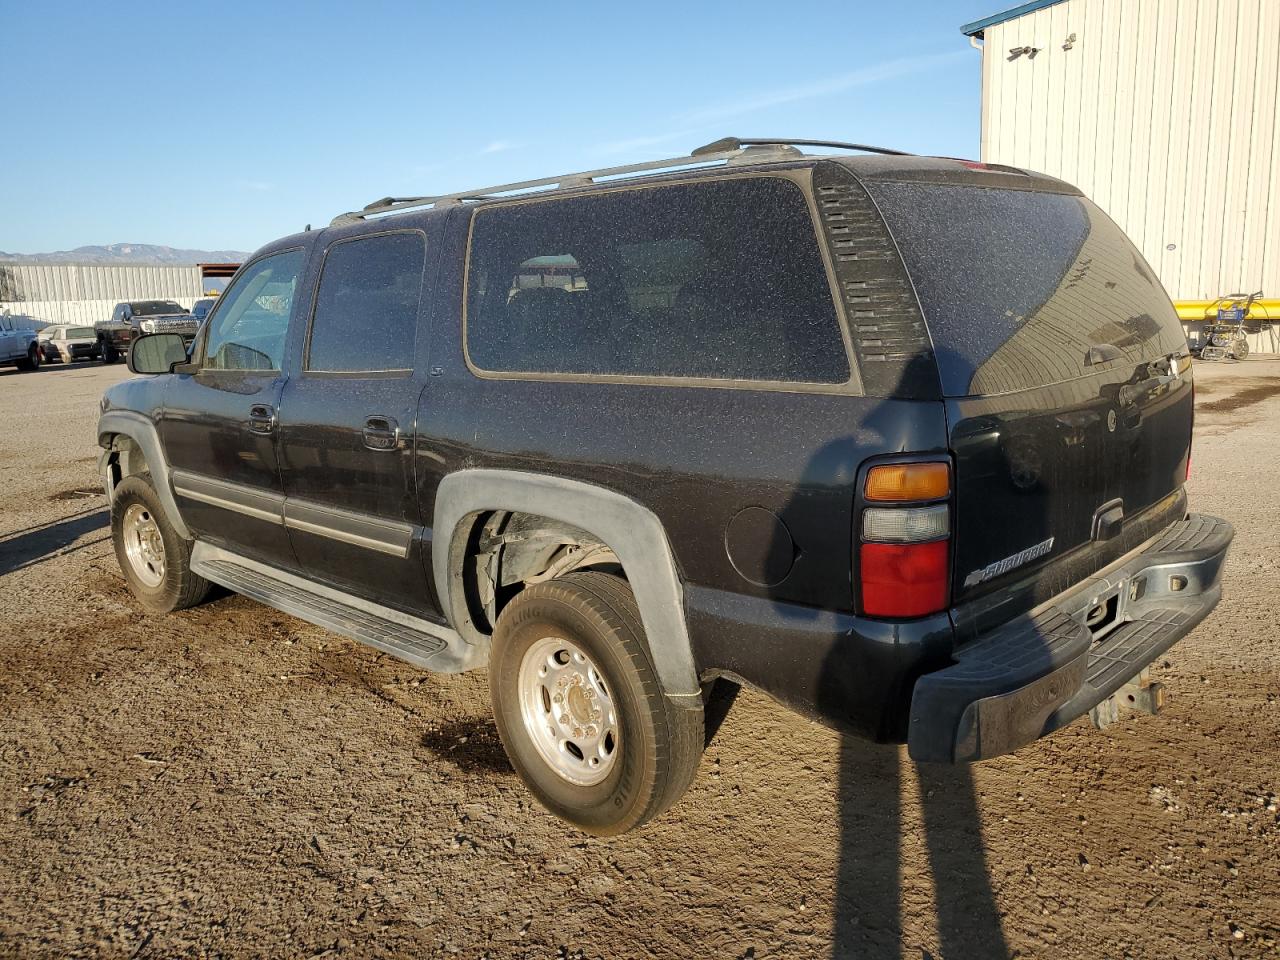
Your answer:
[0,244,250,265]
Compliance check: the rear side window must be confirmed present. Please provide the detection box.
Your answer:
[465,177,849,384]
[867,182,1187,397]
[307,232,425,372]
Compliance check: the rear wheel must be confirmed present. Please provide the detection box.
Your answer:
[15,344,40,371]
[101,339,119,363]
[111,475,210,614]
[489,571,704,835]
[1232,338,1250,360]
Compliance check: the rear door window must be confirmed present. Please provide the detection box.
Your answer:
[465,177,850,385]
[866,182,1187,397]
[307,232,425,373]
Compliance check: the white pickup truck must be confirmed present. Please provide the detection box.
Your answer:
[0,314,41,371]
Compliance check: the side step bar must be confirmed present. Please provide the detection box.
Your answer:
[190,542,485,673]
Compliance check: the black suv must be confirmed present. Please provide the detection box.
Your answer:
[99,138,1232,835]
[96,300,198,363]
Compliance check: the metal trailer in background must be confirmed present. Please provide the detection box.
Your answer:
[962,0,1280,355]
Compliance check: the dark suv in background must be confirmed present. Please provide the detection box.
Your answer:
[99,138,1232,835]
[96,300,198,363]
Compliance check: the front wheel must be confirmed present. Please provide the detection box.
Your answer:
[489,571,704,835]
[15,344,41,371]
[111,475,210,614]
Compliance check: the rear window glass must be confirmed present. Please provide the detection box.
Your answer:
[867,182,1186,397]
[465,177,849,384]
[308,232,425,372]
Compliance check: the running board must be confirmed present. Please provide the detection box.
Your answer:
[189,542,485,673]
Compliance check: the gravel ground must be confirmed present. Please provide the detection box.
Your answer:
[0,358,1277,960]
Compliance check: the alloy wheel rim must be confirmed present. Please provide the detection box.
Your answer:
[121,503,165,588]
[517,635,619,786]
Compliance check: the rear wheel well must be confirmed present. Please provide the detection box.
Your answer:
[459,510,623,635]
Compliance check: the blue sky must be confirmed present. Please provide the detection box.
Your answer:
[1,1,1001,254]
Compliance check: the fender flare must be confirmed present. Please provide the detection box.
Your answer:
[432,469,700,702]
[97,409,191,540]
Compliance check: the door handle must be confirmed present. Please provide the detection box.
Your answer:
[362,415,400,451]
[248,404,276,435]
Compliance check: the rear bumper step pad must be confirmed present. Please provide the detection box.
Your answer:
[908,514,1233,763]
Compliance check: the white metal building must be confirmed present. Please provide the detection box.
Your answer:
[962,0,1280,350]
[0,263,206,327]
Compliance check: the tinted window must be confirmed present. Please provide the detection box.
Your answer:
[867,182,1187,397]
[68,327,95,338]
[307,232,425,372]
[132,301,185,316]
[466,177,849,384]
[203,250,303,371]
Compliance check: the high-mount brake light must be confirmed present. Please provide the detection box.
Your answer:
[865,462,950,502]
[858,460,952,619]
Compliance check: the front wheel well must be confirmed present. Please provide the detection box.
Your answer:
[101,434,150,495]
[458,510,623,635]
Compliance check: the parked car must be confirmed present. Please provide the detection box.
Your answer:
[39,324,101,363]
[95,300,197,363]
[99,138,1232,835]
[190,298,218,324]
[0,313,41,371]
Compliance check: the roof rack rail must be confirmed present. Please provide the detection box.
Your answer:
[691,136,912,157]
[329,137,913,225]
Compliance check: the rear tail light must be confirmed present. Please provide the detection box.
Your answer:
[861,541,950,617]
[858,460,951,618]
[862,505,949,542]
[865,462,950,501]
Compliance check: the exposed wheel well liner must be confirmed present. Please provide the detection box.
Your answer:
[433,469,700,701]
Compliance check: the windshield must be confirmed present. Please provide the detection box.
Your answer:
[67,326,95,338]
[867,182,1187,397]
[132,301,186,316]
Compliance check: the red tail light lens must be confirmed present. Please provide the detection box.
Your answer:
[857,459,951,618]
[860,541,950,617]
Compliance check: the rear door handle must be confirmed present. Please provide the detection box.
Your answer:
[248,404,276,435]
[362,415,400,451]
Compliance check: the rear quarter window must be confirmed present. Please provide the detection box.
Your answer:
[867,182,1187,397]
[465,177,850,385]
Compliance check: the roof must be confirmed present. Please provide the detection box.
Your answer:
[960,0,1068,38]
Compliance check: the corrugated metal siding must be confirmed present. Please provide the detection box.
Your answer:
[978,0,1280,302]
[3,298,199,327]
[0,262,202,304]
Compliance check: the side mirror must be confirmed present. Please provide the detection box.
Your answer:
[128,332,189,374]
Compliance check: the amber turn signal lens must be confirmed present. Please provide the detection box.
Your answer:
[865,462,950,502]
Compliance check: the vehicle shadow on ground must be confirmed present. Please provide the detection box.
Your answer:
[831,742,1008,959]
[767,349,1031,959]
[0,509,109,576]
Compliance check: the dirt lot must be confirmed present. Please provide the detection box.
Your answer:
[1,358,1277,960]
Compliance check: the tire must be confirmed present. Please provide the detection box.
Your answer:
[111,474,210,614]
[1232,339,1250,361]
[101,339,119,364]
[15,344,40,371]
[489,571,704,835]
